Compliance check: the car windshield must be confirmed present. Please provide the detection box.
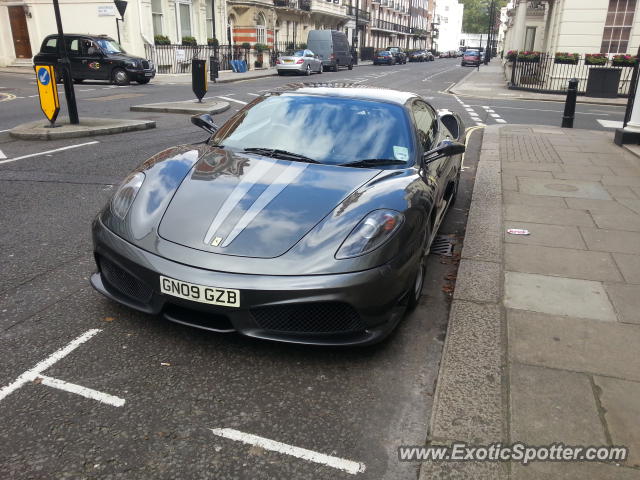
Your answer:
[288,50,304,57]
[465,51,478,56]
[389,48,399,52]
[96,38,125,54]
[378,51,389,56]
[211,94,414,166]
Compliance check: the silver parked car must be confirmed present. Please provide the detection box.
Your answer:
[276,49,323,76]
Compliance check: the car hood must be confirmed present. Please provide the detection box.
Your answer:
[158,148,380,258]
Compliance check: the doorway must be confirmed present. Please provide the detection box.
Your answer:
[9,6,32,59]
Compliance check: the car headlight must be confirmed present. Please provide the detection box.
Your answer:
[336,210,404,259]
[126,60,138,68]
[110,172,145,220]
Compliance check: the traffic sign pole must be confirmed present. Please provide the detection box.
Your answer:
[52,0,79,124]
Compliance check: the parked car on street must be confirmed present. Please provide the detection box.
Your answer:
[424,51,435,61]
[33,34,155,85]
[461,50,481,66]
[373,50,396,65]
[307,30,353,71]
[276,49,323,75]
[408,50,426,62]
[91,84,465,346]
[388,47,407,64]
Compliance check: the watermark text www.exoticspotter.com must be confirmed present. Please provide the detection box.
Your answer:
[398,443,628,465]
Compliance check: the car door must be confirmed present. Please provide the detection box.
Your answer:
[78,38,109,80]
[66,37,85,79]
[411,100,448,217]
[305,50,320,70]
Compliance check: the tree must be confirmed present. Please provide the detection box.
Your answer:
[460,0,507,33]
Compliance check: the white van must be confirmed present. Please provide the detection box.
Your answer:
[306,30,353,72]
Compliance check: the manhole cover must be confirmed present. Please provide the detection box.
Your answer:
[430,235,455,256]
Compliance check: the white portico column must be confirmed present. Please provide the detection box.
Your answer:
[511,0,528,51]
[615,74,640,144]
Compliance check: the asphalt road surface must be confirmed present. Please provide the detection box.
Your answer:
[0,59,621,479]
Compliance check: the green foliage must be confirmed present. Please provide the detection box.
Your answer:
[154,35,171,45]
[181,36,197,46]
[585,53,607,65]
[241,42,251,49]
[254,43,268,52]
[207,37,219,47]
[460,0,508,34]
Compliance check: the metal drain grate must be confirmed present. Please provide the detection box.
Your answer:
[430,235,455,256]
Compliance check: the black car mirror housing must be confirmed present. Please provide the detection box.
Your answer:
[191,114,219,135]
[422,141,465,165]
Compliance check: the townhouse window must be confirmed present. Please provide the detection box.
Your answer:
[256,13,266,44]
[152,0,163,36]
[205,0,213,38]
[524,26,536,51]
[601,0,636,53]
[175,1,193,39]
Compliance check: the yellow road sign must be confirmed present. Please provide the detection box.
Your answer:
[35,65,60,123]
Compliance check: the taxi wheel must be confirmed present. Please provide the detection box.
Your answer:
[111,68,129,86]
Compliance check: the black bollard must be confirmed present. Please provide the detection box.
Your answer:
[561,78,578,128]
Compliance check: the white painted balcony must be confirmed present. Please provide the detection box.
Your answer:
[311,0,348,18]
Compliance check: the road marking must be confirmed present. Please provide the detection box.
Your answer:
[495,118,507,123]
[490,113,500,118]
[217,96,248,105]
[597,119,624,128]
[37,375,125,407]
[27,94,38,98]
[210,428,366,475]
[247,93,260,96]
[0,141,99,166]
[79,88,96,91]
[0,149,6,159]
[0,129,10,133]
[0,329,101,402]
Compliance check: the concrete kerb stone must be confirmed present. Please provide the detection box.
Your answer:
[419,125,508,480]
[130,99,230,115]
[9,117,156,140]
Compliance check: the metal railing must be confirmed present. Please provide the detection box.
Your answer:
[274,0,311,10]
[347,6,371,21]
[371,19,411,33]
[508,53,634,96]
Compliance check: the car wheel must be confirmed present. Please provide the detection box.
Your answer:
[406,235,428,311]
[348,63,353,70]
[136,78,151,84]
[111,68,129,86]
[333,63,338,72]
[73,78,84,84]
[317,64,323,73]
[305,64,311,76]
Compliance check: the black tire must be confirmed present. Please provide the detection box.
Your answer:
[317,64,323,74]
[348,63,353,70]
[407,230,429,311]
[111,68,129,86]
[333,63,338,72]
[304,64,311,76]
[73,78,84,84]
[136,78,151,84]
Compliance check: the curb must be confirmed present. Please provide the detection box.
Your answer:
[419,125,509,479]
[9,117,156,140]
[130,100,230,115]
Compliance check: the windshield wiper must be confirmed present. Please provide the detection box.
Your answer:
[340,158,408,168]
[243,148,320,164]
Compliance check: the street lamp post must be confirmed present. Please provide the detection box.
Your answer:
[211,0,216,40]
[484,0,495,65]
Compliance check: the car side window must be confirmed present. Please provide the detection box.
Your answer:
[68,38,80,56]
[43,37,58,53]
[411,101,437,151]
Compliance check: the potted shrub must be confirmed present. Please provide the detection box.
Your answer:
[554,52,579,64]
[612,54,637,66]
[517,51,541,62]
[506,50,518,61]
[154,35,171,46]
[207,37,219,47]
[241,42,251,50]
[299,43,307,49]
[585,53,607,65]
[181,36,197,46]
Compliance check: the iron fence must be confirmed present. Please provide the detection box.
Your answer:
[508,53,634,97]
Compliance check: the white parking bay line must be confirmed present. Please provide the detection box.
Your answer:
[0,141,99,166]
[37,375,125,407]
[0,149,6,159]
[0,329,101,402]
[217,96,248,105]
[210,428,366,475]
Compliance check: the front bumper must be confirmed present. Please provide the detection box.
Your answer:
[276,64,306,73]
[125,67,156,80]
[91,219,410,346]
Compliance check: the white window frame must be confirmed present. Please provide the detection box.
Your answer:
[175,0,194,41]
[151,0,164,36]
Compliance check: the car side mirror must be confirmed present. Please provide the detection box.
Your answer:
[423,141,465,165]
[191,114,219,134]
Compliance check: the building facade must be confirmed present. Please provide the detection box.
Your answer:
[1,0,438,66]
[502,0,640,56]
[434,0,462,52]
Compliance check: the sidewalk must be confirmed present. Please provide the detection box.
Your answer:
[450,64,627,106]
[421,125,640,479]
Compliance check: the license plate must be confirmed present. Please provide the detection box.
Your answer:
[145,72,153,76]
[284,59,293,63]
[160,276,240,308]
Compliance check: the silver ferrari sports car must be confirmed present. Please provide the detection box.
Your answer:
[276,49,323,75]
[91,84,465,346]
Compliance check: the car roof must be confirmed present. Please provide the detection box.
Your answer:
[45,34,114,39]
[271,83,420,105]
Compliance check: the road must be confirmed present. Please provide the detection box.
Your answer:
[0,59,624,479]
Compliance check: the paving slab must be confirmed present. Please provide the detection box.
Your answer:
[603,284,640,324]
[612,253,640,284]
[603,185,639,200]
[130,98,230,115]
[9,117,155,140]
[504,272,616,321]
[504,222,586,250]
[593,376,640,467]
[564,197,634,214]
[510,363,605,445]
[505,244,622,282]
[518,178,611,200]
[618,198,640,214]
[512,461,638,480]
[503,191,567,208]
[505,204,595,227]
[591,211,640,232]
[580,228,640,255]
[508,309,640,382]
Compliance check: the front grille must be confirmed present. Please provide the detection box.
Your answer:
[99,256,153,303]
[142,60,150,69]
[251,302,364,334]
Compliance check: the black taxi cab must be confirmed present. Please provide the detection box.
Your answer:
[33,34,155,85]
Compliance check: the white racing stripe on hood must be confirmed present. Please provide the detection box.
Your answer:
[221,162,309,247]
[203,158,277,245]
